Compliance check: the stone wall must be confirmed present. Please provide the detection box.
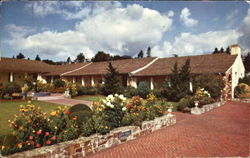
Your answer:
[232,98,250,103]
[7,115,176,158]
[191,101,226,115]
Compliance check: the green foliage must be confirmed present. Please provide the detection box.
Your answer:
[16,53,25,59]
[53,79,66,89]
[77,85,98,95]
[234,83,250,98]
[193,74,225,99]
[91,51,111,62]
[102,62,123,95]
[150,89,163,98]
[243,52,250,73]
[68,104,92,113]
[177,96,192,112]
[24,76,37,91]
[163,59,192,101]
[124,86,138,98]
[80,118,95,137]
[239,76,250,85]
[35,55,41,61]
[137,82,150,98]
[57,127,79,143]
[2,82,21,96]
[68,111,92,126]
[75,53,85,63]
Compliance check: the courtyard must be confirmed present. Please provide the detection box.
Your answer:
[88,101,249,157]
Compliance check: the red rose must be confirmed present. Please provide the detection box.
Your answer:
[36,130,42,135]
[51,136,56,141]
[29,136,33,140]
[30,141,34,145]
[66,111,70,115]
[36,144,41,148]
[46,140,51,145]
[45,132,49,136]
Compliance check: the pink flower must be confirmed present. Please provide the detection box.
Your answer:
[36,144,41,148]
[29,136,33,140]
[46,140,51,145]
[51,136,56,141]
[36,130,42,135]
[45,132,49,136]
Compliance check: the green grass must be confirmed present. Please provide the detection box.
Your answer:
[75,95,106,102]
[0,100,65,136]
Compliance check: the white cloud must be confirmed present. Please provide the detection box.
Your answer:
[180,8,198,27]
[238,6,250,54]
[6,4,172,59]
[167,10,174,17]
[25,1,90,20]
[152,30,240,57]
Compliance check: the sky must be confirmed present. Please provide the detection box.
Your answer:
[0,1,250,61]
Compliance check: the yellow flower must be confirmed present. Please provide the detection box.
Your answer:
[17,143,22,148]
[1,145,6,150]
[50,111,57,116]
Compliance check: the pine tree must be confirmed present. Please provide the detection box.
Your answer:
[146,47,151,58]
[244,52,250,73]
[75,53,85,63]
[35,54,41,61]
[102,62,122,95]
[213,48,219,54]
[137,50,144,58]
[67,57,71,64]
[225,46,230,54]
[220,47,224,53]
[16,53,25,59]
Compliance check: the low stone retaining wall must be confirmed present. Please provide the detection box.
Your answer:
[8,115,176,158]
[232,98,250,103]
[191,101,226,115]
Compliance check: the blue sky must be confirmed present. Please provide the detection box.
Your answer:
[1,1,249,61]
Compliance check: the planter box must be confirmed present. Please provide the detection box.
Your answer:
[7,115,176,158]
[191,101,226,115]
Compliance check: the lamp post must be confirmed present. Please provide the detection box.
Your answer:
[167,105,173,116]
[194,101,199,108]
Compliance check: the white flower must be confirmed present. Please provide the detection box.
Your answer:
[115,94,118,97]
[106,102,111,107]
[110,104,114,108]
[101,104,105,108]
[102,100,107,104]
[122,107,126,111]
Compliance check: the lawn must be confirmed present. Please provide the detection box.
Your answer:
[75,95,106,102]
[0,100,65,136]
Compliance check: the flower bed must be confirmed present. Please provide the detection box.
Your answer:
[191,101,226,115]
[7,114,176,158]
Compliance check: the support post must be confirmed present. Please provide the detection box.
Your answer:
[91,76,94,86]
[102,76,105,84]
[150,77,154,90]
[51,76,54,83]
[10,72,13,82]
[81,76,85,86]
[73,77,76,83]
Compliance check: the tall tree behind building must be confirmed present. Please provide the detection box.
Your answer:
[35,54,41,61]
[146,47,151,57]
[243,52,250,73]
[16,53,25,59]
[75,53,85,63]
[137,50,144,58]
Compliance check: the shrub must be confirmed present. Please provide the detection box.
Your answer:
[68,104,92,113]
[68,111,92,126]
[193,74,224,99]
[234,83,250,98]
[137,82,150,98]
[151,89,163,98]
[24,76,36,92]
[239,76,250,85]
[57,127,79,143]
[2,82,21,96]
[80,118,95,137]
[2,105,77,156]
[124,86,138,98]
[93,94,127,134]
[177,96,192,112]
[53,79,66,89]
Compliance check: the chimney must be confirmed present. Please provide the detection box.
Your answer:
[230,44,241,55]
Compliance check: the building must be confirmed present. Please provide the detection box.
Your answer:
[0,44,245,98]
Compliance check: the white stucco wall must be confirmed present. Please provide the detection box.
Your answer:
[231,54,245,98]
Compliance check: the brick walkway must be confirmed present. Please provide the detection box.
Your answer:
[88,101,250,158]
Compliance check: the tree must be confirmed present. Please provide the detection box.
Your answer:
[67,57,71,64]
[16,53,25,59]
[101,62,122,95]
[12,56,15,59]
[91,51,111,62]
[220,47,224,53]
[225,46,230,54]
[35,54,41,61]
[243,52,250,73]
[146,47,151,58]
[213,48,219,54]
[43,59,57,65]
[163,59,191,101]
[75,53,85,63]
[137,50,144,58]
[112,55,132,61]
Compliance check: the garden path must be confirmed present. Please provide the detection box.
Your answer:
[38,94,93,107]
[88,101,250,158]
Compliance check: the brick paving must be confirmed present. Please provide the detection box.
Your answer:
[88,101,250,158]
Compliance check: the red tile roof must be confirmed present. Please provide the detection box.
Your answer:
[132,53,237,76]
[62,57,156,76]
[0,57,53,73]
